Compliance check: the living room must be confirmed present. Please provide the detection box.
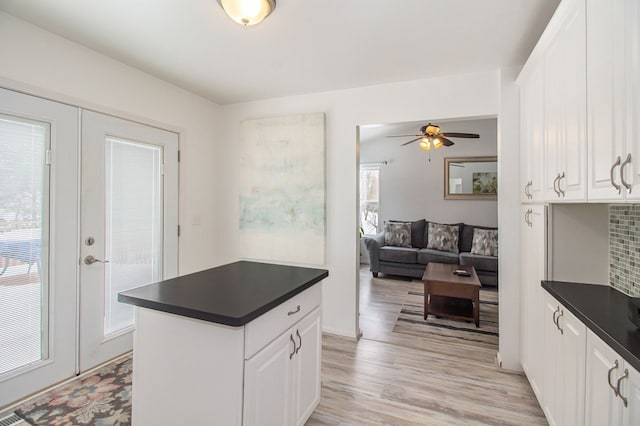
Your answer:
[0,1,561,424]
[358,117,498,344]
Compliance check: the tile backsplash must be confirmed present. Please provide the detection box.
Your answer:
[610,204,640,297]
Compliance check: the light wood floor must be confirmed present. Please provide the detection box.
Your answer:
[306,268,547,425]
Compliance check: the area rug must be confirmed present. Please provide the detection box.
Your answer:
[393,282,499,349]
[15,354,132,426]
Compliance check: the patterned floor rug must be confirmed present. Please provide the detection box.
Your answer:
[15,354,132,425]
[393,282,499,350]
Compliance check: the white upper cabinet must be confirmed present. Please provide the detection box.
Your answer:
[587,0,640,201]
[543,0,587,202]
[520,61,545,203]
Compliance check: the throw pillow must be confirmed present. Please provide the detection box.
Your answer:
[470,228,498,257]
[426,223,459,253]
[384,222,412,247]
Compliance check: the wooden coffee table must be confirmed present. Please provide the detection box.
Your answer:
[422,262,482,327]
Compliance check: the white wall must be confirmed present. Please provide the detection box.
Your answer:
[360,118,497,228]
[0,12,233,274]
[222,71,501,338]
[497,67,522,370]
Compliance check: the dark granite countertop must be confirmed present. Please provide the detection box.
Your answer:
[542,281,640,372]
[118,261,328,327]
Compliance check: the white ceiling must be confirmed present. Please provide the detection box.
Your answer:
[0,0,559,105]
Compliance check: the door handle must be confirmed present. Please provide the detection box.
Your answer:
[558,172,566,197]
[611,156,622,194]
[616,368,629,407]
[608,360,620,396]
[553,174,561,197]
[552,306,560,327]
[556,310,564,334]
[289,334,296,360]
[84,255,109,265]
[621,153,632,194]
[295,329,302,354]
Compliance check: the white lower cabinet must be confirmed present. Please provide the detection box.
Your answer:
[541,292,586,426]
[585,330,640,426]
[244,307,321,426]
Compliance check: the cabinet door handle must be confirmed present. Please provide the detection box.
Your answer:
[524,210,530,226]
[558,172,566,197]
[528,181,533,199]
[611,156,622,194]
[295,330,302,354]
[553,174,561,197]
[616,368,629,407]
[288,305,301,316]
[621,153,632,193]
[556,310,564,334]
[552,306,559,325]
[608,360,620,396]
[289,334,296,360]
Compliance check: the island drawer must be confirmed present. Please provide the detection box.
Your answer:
[244,283,321,359]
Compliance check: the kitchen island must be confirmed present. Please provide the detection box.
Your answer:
[118,260,328,425]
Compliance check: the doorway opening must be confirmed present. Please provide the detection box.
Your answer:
[357,117,499,361]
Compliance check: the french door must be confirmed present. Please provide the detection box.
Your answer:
[0,88,179,407]
[0,88,79,408]
[79,111,178,371]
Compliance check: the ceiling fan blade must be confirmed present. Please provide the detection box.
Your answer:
[387,134,423,138]
[400,137,422,146]
[441,132,480,138]
[440,137,455,146]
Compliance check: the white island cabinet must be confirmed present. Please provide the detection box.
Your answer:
[118,261,328,426]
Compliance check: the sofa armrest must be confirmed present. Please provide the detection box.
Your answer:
[363,231,385,273]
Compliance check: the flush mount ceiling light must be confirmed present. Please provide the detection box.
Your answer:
[217,0,276,26]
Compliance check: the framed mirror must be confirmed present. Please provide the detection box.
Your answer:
[444,156,497,200]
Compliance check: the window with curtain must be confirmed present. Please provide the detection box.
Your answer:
[359,166,380,235]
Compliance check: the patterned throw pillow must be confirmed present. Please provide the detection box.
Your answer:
[426,223,459,253]
[470,228,498,257]
[384,222,412,247]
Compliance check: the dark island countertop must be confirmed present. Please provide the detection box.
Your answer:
[542,281,640,372]
[118,261,329,327]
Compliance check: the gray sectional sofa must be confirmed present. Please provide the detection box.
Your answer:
[363,219,498,286]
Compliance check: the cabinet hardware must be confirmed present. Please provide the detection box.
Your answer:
[289,334,296,360]
[558,172,566,197]
[553,174,560,196]
[295,330,302,354]
[556,310,564,334]
[528,181,533,199]
[524,210,531,227]
[621,153,632,193]
[552,306,560,326]
[288,305,301,316]
[616,368,629,407]
[608,360,620,396]
[611,156,622,194]
[524,181,533,199]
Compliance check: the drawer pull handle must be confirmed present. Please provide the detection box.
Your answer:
[288,305,301,316]
[616,368,629,407]
[295,329,302,354]
[608,360,620,396]
[552,306,560,326]
[621,153,632,193]
[289,334,296,360]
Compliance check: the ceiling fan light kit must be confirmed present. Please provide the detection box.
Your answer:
[217,0,275,26]
[389,123,480,156]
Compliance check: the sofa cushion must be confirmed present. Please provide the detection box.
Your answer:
[391,219,426,248]
[384,221,412,247]
[417,248,459,265]
[460,224,498,253]
[426,222,459,253]
[379,246,419,264]
[470,228,498,256]
[459,252,498,272]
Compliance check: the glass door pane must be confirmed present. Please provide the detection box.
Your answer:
[0,114,49,375]
[104,137,163,336]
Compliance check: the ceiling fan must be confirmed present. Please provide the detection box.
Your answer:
[388,123,480,151]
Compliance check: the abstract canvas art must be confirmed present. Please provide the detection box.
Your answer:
[239,113,326,265]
